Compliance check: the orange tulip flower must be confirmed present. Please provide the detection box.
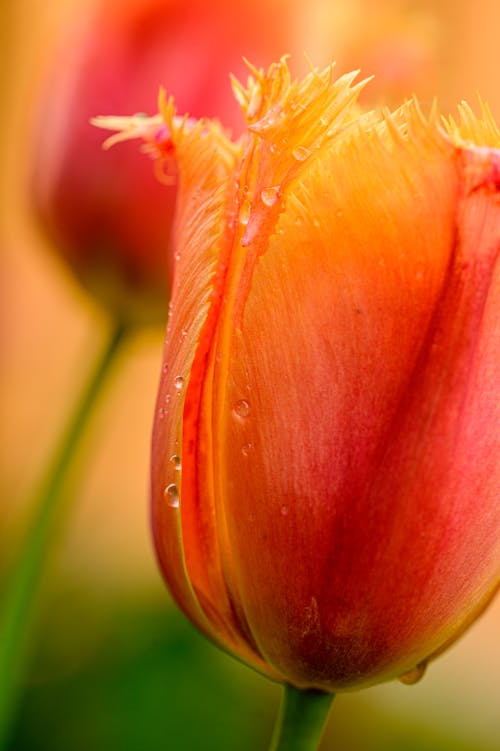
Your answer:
[102,59,500,690]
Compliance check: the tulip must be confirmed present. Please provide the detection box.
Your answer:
[101,60,499,694]
[30,0,295,322]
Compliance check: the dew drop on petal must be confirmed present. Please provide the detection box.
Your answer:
[233,399,250,418]
[240,202,251,226]
[164,483,180,508]
[174,375,184,390]
[398,661,427,685]
[292,146,310,161]
[280,505,289,516]
[169,454,182,471]
[261,186,280,207]
[241,443,253,457]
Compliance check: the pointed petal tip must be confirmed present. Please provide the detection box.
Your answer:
[90,112,165,151]
[443,96,500,149]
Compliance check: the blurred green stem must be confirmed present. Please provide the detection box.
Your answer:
[269,684,334,751]
[0,320,128,750]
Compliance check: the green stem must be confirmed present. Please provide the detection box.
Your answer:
[0,320,128,749]
[269,684,335,751]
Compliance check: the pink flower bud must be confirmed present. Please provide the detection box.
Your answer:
[30,0,295,321]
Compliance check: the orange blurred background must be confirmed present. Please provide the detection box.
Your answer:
[1,1,499,750]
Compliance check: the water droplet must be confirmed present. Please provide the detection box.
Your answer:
[261,186,280,207]
[398,661,427,685]
[169,454,182,471]
[158,406,165,420]
[164,483,180,508]
[174,376,184,390]
[162,363,168,375]
[233,399,250,419]
[174,252,181,262]
[292,146,310,161]
[239,202,251,226]
[181,328,188,338]
[241,443,253,457]
[165,394,171,405]
[280,505,289,516]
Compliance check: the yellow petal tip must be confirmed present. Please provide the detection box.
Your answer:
[443,97,500,149]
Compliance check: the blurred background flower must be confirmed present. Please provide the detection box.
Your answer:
[1,1,499,750]
[29,0,302,323]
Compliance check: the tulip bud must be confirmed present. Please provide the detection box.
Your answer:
[106,60,500,689]
[30,0,295,322]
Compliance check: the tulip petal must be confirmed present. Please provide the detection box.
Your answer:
[202,77,500,688]
[150,105,284,676]
[153,63,377,676]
